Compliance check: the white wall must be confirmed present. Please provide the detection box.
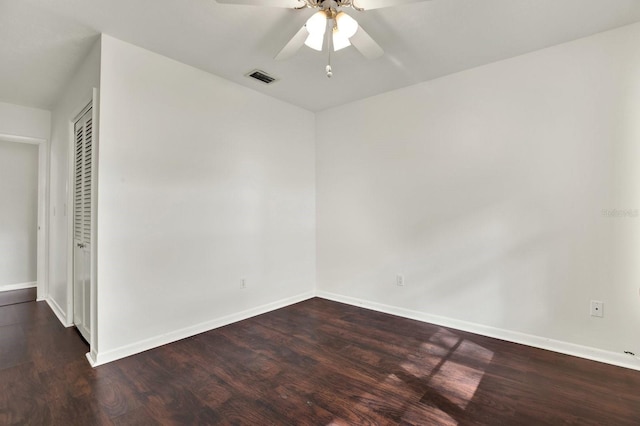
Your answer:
[0,101,50,140]
[316,23,640,363]
[48,37,101,322]
[0,140,39,288]
[95,35,315,362]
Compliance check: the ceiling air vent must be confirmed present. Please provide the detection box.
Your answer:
[246,69,278,85]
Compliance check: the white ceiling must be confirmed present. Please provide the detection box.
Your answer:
[3,0,640,111]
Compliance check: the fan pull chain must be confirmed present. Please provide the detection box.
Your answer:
[326,21,333,78]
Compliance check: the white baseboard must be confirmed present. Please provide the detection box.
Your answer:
[86,350,98,367]
[316,291,640,372]
[91,290,316,367]
[0,281,36,292]
[46,296,73,327]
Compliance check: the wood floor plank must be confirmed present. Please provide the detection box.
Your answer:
[1,297,639,425]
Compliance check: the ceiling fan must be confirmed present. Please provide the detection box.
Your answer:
[215,0,427,77]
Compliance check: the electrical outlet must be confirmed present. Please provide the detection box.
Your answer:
[241,278,246,289]
[590,300,604,317]
[396,274,404,286]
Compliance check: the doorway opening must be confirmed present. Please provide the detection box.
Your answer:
[0,134,48,302]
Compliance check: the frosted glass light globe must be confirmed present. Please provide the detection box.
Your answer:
[333,28,351,51]
[304,31,325,51]
[335,11,358,39]
[306,11,328,35]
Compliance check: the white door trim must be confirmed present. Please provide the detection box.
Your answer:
[89,87,100,363]
[0,133,49,301]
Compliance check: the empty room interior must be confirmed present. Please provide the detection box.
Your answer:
[1,0,640,424]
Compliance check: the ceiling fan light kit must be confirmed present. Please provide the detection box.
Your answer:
[301,2,376,77]
[216,0,425,76]
[304,9,359,52]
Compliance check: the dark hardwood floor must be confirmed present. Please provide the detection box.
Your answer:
[1,297,639,425]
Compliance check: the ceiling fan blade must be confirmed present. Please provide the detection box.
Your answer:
[275,25,308,60]
[215,0,304,7]
[350,26,383,59]
[351,0,428,11]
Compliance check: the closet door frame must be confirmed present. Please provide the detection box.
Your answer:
[67,88,99,364]
[72,105,92,343]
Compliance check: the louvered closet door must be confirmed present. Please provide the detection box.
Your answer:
[73,107,92,343]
